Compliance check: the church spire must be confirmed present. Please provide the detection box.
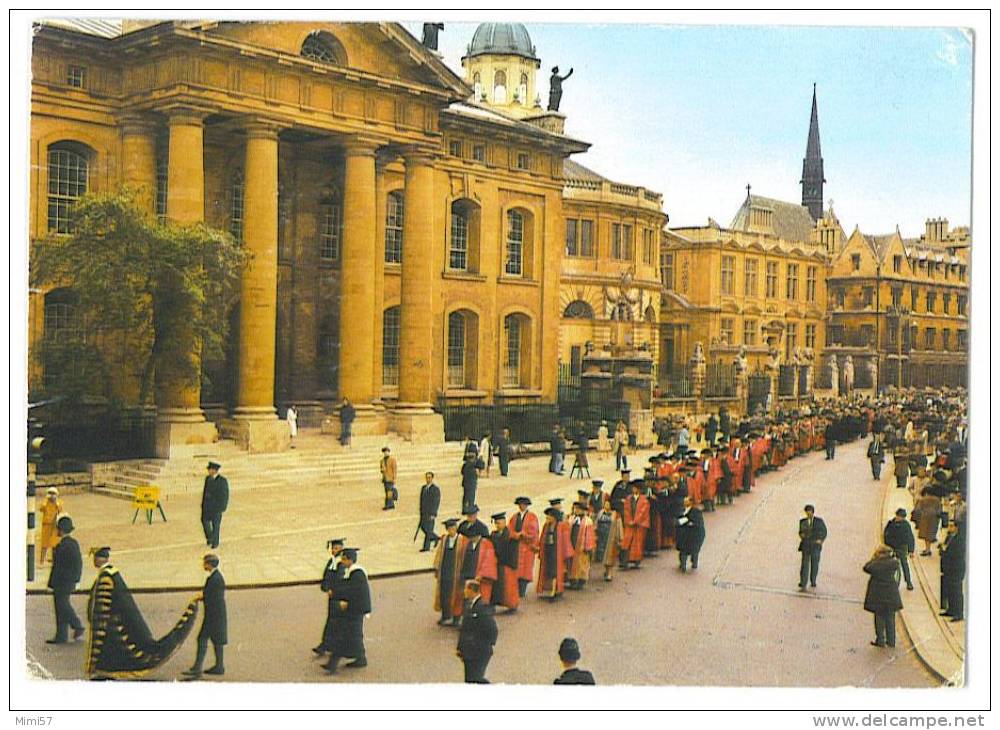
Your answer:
[801,83,825,222]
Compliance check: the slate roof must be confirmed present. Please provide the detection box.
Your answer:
[562,159,608,183]
[37,18,126,37]
[730,194,816,243]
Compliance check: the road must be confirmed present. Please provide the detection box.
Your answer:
[25,441,939,686]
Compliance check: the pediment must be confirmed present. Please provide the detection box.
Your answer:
[198,21,469,98]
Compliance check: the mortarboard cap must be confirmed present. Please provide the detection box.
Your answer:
[93,546,111,558]
[341,548,359,561]
[207,461,221,469]
[462,504,480,515]
[544,507,561,518]
[548,498,563,506]
[443,518,460,527]
[491,512,507,522]
[591,479,604,487]
[514,496,532,505]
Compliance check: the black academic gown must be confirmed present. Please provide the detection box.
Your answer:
[198,569,227,645]
[490,528,519,607]
[320,557,346,648]
[330,566,372,659]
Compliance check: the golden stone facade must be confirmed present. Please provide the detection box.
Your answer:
[27,20,589,452]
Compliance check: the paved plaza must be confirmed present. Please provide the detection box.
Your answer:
[26,441,946,686]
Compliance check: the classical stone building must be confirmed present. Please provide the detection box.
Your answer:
[558,160,667,377]
[27,20,590,452]
[660,193,830,400]
[824,218,970,391]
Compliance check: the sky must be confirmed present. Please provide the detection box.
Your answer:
[403,21,973,236]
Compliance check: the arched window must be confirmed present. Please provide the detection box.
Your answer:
[563,300,595,319]
[473,72,483,100]
[382,306,401,386]
[449,198,481,272]
[493,70,507,104]
[44,288,81,343]
[47,142,91,234]
[504,208,534,278]
[229,168,245,242]
[518,73,528,104]
[502,313,531,388]
[447,312,466,387]
[301,31,347,66]
[644,304,657,323]
[384,191,404,264]
[319,188,343,261]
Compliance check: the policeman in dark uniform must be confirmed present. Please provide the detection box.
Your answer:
[47,515,84,643]
[201,461,229,549]
[183,553,227,678]
[456,579,497,683]
[313,538,346,655]
[553,637,596,684]
[323,548,371,675]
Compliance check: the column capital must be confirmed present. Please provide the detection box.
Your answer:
[402,145,439,166]
[243,117,286,140]
[119,113,159,137]
[342,135,385,158]
[161,104,212,126]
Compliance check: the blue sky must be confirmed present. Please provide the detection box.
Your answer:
[405,22,973,235]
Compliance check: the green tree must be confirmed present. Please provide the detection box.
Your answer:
[30,189,246,407]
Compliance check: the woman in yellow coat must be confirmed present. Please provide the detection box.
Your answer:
[38,487,64,564]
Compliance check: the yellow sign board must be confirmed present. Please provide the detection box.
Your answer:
[131,486,160,511]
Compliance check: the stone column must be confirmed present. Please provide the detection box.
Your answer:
[389,150,444,441]
[371,155,390,405]
[120,114,157,213]
[223,119,290,452]
[330,137,385,436]
[154,107,217,456]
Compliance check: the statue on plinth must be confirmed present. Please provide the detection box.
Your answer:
[842,355,855,394]
[421,23,444,50]
[825,354,839,394]
[690,342,707,397]
[734,345,750,400]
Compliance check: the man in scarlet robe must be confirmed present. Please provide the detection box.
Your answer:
[621,480,651,569]
[750,432,769,482]
[537,507,574,599]
[508,497,538,598]
[567,502,596,589]
[433,519,466,626]
[489,513,520,612]
[684,456,703,506]
[701,448,719,512]
[456,520,497,604]
[718,445,735,506]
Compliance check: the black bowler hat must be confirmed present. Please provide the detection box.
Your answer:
[207,461,221,470]
[443,518,460,527]
[491,512,507,522]
[514,496,532,506]
[56,515,74,533]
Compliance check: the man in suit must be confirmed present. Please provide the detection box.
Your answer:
[494,427,513,477]
[824,419,837,460]
[883,508,916,591]
[323,548,372,674]
[313,538,345,656]
[46,515,84,644]
[460,452,479,515]
[798,505,827,591]
[456,579,497,683]
[867,435,886,480]
[380,447,398,510]
[418,472,441,552]
[183,553,227,678]
[553,637,596,685]
[938,522,965,622]
[201,462,229,549]
[676,496,706,573]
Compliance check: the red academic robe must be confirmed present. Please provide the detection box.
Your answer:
[456,536,498,604]
[508,509,539,584]
[706,458,722,501]
[728,446,745,490]
[537,521,574,596]
[751,437,769,474]
[687,469,704,505]
[622,494,651,562]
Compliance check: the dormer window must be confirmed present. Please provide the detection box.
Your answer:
[301,31,347,66]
